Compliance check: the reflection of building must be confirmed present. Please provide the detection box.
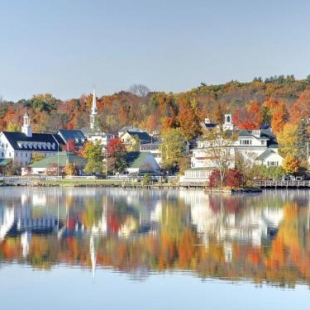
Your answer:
[187,191,284,252]
[0,205,59,240]
[0,207,15,240]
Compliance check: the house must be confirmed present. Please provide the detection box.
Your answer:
[0,113,61,167]
[235,128,282,167]
[120,129,152,151]
[140,140,162,166]
[125,152,162,176]
[182,114,283,184]
[254,149,284,167]
[21,151,86,176]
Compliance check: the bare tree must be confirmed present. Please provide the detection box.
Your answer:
[128,84,150,97]
[201,128,238,186]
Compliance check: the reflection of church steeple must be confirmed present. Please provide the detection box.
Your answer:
[90,89,98,130]
[90,233,96,278]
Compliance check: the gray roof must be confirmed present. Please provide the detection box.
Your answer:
[57,130,86,146]
[124,131,152,144]
[255,149,279,161]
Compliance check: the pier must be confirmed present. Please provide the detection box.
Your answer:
[253,180,310,189]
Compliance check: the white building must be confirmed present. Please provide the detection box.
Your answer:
[0,113,60,167]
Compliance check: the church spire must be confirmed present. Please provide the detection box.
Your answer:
[22,112,32,137]
[90,88,98,130]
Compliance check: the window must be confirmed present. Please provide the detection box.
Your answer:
[267,161,278,167]
[241,140,252,145]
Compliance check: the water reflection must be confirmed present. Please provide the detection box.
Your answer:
[1,187,310,288]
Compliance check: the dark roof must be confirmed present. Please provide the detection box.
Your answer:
[126,131,152,144]
[2,132,60,152]
[57,130,86,146]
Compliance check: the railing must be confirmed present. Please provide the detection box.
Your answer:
[253,180,310,188]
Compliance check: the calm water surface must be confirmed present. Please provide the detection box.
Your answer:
[0,187,310,309]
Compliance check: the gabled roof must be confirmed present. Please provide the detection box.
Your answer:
[200,121,218,131]
[238,129,278,147]
[2,132,60,151]
[121,131,152,144]
[126,152,149,168]
[0,159,11,166]
[255,149,282,161]
[28,151,86,168]
[126,152,160,170]
[57,130,86,146]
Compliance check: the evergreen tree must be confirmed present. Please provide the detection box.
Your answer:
[296,118,310,162]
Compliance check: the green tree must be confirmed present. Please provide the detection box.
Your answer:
[295,118,310,162]
[160,128,186,173]
[83,141,104,174]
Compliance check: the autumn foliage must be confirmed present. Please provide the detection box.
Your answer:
[209,169,243,188]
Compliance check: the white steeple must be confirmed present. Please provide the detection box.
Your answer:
[90,89,98,130]
[22,113,32,137]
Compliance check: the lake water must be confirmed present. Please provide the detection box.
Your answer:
[0,187,310,309]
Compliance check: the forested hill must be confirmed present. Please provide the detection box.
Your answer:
[1,75,310,135]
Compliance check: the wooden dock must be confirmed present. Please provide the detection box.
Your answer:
[253,180,310,189]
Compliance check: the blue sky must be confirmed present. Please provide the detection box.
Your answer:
[1,0,310,101]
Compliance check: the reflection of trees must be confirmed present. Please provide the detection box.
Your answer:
[81,198,103,229]
[2,190,310,288]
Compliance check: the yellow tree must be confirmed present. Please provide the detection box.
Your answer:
[282,155,300,175]
[276,123,298,158]
[160,128,186,173]
[63,163,78,176]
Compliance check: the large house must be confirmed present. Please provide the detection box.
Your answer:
[0,113,61,167]
[235,129,283,167]
[180,115,283,185]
